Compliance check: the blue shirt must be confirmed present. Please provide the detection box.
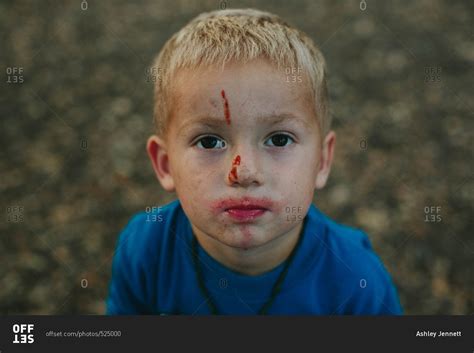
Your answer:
[106,199,402,315]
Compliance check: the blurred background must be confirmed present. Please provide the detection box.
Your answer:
[1,0,472,314]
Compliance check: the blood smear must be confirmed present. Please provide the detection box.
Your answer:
[221,89,231,125]
[228,155,241,183]
[232,155,241,166]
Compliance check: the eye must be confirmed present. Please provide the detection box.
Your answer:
[195,135,227,149]
[265,133,295,147]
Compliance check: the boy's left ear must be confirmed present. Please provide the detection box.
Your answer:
[315,131,336,189]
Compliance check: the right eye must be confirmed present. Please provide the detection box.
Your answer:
[195,135,227,149]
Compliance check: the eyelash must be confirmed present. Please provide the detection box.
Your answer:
[193,133,296,150]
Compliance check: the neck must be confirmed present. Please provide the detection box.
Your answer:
[191,222,303,276]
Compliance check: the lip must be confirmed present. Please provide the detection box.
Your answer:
[216,197,274,211]
[212,197,274,221]
[225,208,267,221]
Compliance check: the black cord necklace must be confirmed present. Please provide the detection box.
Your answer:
[191,232,302,315]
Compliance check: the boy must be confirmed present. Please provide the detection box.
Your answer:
[106,8,402,315]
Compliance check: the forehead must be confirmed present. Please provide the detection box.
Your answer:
[169,59,317,131]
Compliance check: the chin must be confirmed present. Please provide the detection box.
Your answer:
[215,227,276,250]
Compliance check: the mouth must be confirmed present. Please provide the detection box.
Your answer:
[225,207,267,221]
[213,197,273,222]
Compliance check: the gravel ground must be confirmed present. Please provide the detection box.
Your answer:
[1,0,472,314]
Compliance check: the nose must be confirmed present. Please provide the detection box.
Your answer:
[226,148,263,187]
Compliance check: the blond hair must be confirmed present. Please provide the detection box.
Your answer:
[151,8,330,138]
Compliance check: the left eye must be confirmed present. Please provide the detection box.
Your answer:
[265,134,295,147]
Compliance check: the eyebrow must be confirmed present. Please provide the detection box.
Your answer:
[179,113,312,132]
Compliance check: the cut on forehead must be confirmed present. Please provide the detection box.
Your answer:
[168,58,318,137]
[152,8,330,139]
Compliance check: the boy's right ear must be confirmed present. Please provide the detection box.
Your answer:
[146,135,175,192]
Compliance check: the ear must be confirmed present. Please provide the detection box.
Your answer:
[146,135,176,192]
[315,131,336,189]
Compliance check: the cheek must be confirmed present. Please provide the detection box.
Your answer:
[274,154,317,198]
[174,154,219,200]
[173,151,211,181]
[273,155,311,180]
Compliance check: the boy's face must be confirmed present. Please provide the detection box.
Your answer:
[147,58,335,250]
